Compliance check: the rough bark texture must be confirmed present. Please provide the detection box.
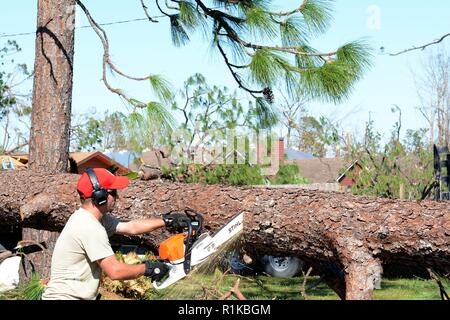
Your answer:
[28,0,75,173]
[1,171,449,300]
[20,228,59,281]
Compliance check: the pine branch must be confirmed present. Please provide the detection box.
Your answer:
[140,0,159,22]
[165,0,179,10]
[195,0,336,57]
[264,0,307,17]
[216,39,263,96]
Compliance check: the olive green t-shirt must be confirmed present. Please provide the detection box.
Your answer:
[42,208,119,300]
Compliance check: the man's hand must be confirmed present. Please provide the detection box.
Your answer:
[162,213,191,232]
[144,261,169,282]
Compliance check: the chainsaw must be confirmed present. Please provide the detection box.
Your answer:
[153,209,244,290]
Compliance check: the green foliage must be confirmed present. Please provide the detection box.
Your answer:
[0,41,26,118]
[347,113,434,200]
[171,73,279,162]
[157,0,373,105]
[169,15,190,47]
[101,251,155,300]
[272,164,310,185]
[298,41,373,104]
[71,102,173,153]
[0,40,31,153]
[71,116,103,151]
[161,163,310,186]
[244,6,278,39]
[162,164,266,186]
[132,275,447,301]
[250,97,279,130]
[0,74,16,120]
[250,49,295,87]
[179,1,207,31]
[125,104,173,153]
[0,272,45,300]
[280,16,308,46]
[336,40,373,81]
[301,0,334,35]
[126,171,140,180]
[148,75,174,104]
[21,273,45,300]
[297,116,326,157]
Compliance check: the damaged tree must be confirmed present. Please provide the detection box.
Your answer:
[15,0,448,300]
[0,171,448,300]
[24,0,374,285]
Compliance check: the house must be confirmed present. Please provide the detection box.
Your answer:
[0,155,27,171]
[69,152,130,175]
[286,158,348,184]
[279,138,362,189]
[336,160,363,188]
[10,151,130,175]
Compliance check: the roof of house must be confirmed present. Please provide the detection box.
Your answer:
[336,160,362,183]
[286,158,348,183]
[10,151,130,175]
[285,148,314,160]
[0,155,27,169]
[70,151,130,174]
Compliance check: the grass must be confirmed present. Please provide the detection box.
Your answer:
[1,273,446,300]
[134,272,448,300]
[373,278,447,300]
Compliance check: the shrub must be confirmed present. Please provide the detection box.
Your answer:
[272,165,310,185]
[161,164,266,186]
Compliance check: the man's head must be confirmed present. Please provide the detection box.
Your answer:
[77,168,129,212]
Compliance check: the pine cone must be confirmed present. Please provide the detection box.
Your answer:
[263,87,274,104]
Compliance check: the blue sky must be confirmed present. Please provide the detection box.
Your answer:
[1,0,449,145]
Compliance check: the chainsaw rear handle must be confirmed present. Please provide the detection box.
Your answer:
[152,263,184,290]
[144,260,170,281]
[162,209,204,234]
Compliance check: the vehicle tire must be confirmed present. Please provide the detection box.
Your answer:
[260,256,303,278]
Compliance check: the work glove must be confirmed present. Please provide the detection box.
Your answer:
[144,260,169,282]
[162,212,191,232]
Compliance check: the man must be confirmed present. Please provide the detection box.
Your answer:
[42,168,188,300]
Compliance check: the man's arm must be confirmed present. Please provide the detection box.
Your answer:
[116,218,165,236]
[98,255,145,280]
[98,255,169,281]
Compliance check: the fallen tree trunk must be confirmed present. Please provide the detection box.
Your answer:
[1,171,449,300]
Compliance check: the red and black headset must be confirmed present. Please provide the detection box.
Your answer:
[86,168,108,206]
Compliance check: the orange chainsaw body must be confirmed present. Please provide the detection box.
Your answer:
[159,234,186,263]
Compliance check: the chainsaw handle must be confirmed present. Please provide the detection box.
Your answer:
[184,209,203,222]
[152,263,184,290]
[184,209,203,232]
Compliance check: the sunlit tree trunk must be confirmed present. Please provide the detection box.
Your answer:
[29,0,75,173]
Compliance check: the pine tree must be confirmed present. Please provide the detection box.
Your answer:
[30,0,373,172]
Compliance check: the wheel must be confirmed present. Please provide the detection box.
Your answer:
[260,256,303,278]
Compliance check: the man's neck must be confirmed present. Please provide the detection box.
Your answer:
[81,204,103,221]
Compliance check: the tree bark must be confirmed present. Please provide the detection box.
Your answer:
[0,171,449,300]
[29,0,75,173]
[20,228,59,281]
